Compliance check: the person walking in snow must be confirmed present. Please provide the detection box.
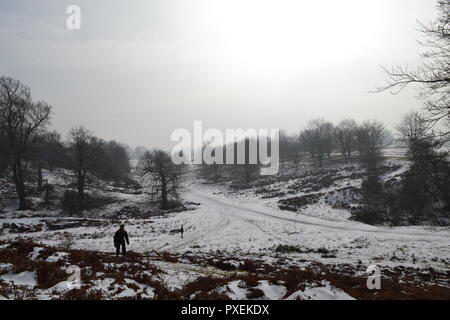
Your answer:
[114,224,129,256]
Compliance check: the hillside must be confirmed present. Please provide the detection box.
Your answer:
[0,148,449,300]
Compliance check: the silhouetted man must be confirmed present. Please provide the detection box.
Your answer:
[114,224,129,256]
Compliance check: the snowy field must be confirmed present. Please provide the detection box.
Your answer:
[2,180,449,272]
[0,153,449,300]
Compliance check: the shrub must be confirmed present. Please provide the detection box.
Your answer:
[63,288,104,300]
[35,261,67,289]
[59,233,76,250]
[351,208,383,225]
[274,245,303,254]
[60,190,118,214]
[60,190,80,214]
[246,288,264,299]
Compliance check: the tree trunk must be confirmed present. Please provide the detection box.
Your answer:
[77,171,85,211]
[37,162,43,192]
[12,159,28,210]
[16,183,27,210]
[161,184,168,210]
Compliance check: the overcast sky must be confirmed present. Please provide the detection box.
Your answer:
[0,0,438,149]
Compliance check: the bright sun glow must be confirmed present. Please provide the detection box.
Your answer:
[177,0,384,74]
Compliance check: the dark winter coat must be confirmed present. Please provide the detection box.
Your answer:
[114,230,129,246]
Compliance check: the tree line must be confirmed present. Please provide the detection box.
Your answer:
[1,1,448,223]
[197,118,391,184]
[0,76,131,211]
[360,0,450,225]
[199,1,450,225]
[0,76,185,212]
[355,110,450,225]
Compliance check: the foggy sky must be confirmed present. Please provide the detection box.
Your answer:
[0,0,438,150]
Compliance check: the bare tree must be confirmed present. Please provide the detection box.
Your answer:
[66,127,103,211]
[0,76,52,210]
[377,1,450,139]
[97,140,131,182]
[396,110,450,211]
[396,111,435,157]
[336,119,358,162]
[306,120,324,166]
[321,121,335,161]
[305,119,335,166]
[359,120,386,172]
[0,127,8,177]
[299,129,316,158]
[34,130,71,171]
[288,133,304,173]
[278,131,304,171]
[138,149,185,210]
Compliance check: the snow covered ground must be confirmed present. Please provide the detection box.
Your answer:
[0,152,449,300]
[1,181,449,273]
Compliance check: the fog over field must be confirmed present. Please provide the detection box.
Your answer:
[0,0,438,149]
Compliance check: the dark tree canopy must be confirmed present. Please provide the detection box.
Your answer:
[97,140,131,182]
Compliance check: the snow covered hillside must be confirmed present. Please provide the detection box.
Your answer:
[0,150,449,300]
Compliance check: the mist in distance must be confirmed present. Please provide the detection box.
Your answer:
[0,0,437,149]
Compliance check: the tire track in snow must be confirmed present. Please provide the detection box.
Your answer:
[190,189,450,242]
[157,206,231,252]
[220,206,290,245]
[159,193,290,251]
